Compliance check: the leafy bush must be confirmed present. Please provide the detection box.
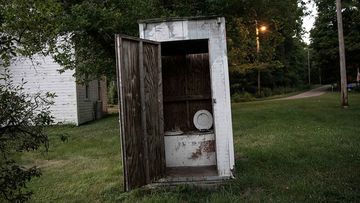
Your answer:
[352,84,360,92]
[272,87,284,95]
[107,81,118,105]
[298,84,311,90]
[262,88,272,97]
[231,93,242,103]
[231,92,255,103]
[272,86,298,95]
[230,83,242,95]
[0,69,54,202]
[255,88,272,98]
[255,90,265,98]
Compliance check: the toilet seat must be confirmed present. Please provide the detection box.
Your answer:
[193,110,213,131]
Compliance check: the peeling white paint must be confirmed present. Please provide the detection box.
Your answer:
[165,133,216,167]
[139,17,235,177]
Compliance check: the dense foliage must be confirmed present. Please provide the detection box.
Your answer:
[311,0,360,84]
[223,1,309,96]
[1,0,309,92]
[0,70,54,202]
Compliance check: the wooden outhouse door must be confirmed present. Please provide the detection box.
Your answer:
[115,35,165,191]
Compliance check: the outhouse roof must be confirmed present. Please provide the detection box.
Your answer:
[138,15,222,24]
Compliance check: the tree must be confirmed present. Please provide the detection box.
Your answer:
[224,0,307,95]
[1,0,310,104]
[1,0,308,90]
[311,0,360,85]
[336,0,348,107]
[0,0,165,82]
[0,69,54,202]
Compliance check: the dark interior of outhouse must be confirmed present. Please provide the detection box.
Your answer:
[161,39,214,133]
[161,39,217,178]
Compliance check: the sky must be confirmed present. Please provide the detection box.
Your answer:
[302,1,318,44]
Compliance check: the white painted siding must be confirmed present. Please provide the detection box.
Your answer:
[99,78,108,114]
[76,78,107,124]
[3,55,79,125]
[164,133,216,167]
[139,17,235,177]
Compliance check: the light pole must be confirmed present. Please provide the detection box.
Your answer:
[307,48,311,86]
[336,0,348,107]
[255,20,267,94]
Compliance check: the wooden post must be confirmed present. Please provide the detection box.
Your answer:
[114,35,129,191]
[138,41,150,184]
[336,0,349,107]
[157,44,165,175]
[308,48,311,86]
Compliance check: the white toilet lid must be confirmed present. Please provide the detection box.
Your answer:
[164,129,183,136]
[193,110,213,130]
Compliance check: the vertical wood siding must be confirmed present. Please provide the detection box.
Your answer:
[115,36,165,191]
[122,39,146,189]
[143,42,166,181]
[162,53,212,132]
[139,17,235,177]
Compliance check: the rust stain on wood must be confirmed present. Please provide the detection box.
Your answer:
[201,140,215,153]
[189,140,215,160]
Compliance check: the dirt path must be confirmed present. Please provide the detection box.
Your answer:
[276,85,331,100]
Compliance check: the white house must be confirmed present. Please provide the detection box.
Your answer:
[2,54,107,125]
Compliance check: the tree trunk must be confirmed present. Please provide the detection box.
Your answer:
[336,0,349,107]
[308,48,311,86]
[257,69,261,94]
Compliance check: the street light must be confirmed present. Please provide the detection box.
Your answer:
[260,25,267,32]
[255,20,267,94]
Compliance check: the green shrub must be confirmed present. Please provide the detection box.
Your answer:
[107,81,118,105]
[262,88,272,97]
[255,90,265,98]
[353,86,360,92]
[272,86,297,95]
[272,87,286,95]
[298,84,311,90]
[1,69,53,202]
[231,92,255,103]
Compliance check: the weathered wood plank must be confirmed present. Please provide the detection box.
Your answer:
[116,37,146,190]
[157,44,166,173]
[139,41,151,184]
[162,52,213,132]
[139,18,235,176]
[123,39,147,190]
[143,42,165,181]
[163,95,211,102]
[115,35,128,191]
[117,34,161,45]
[115,35,165,191]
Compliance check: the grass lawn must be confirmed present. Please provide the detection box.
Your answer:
[21,92,360,202]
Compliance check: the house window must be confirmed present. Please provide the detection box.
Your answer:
[85,84,89,99]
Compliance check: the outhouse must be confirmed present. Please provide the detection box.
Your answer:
[115,16,235,191]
